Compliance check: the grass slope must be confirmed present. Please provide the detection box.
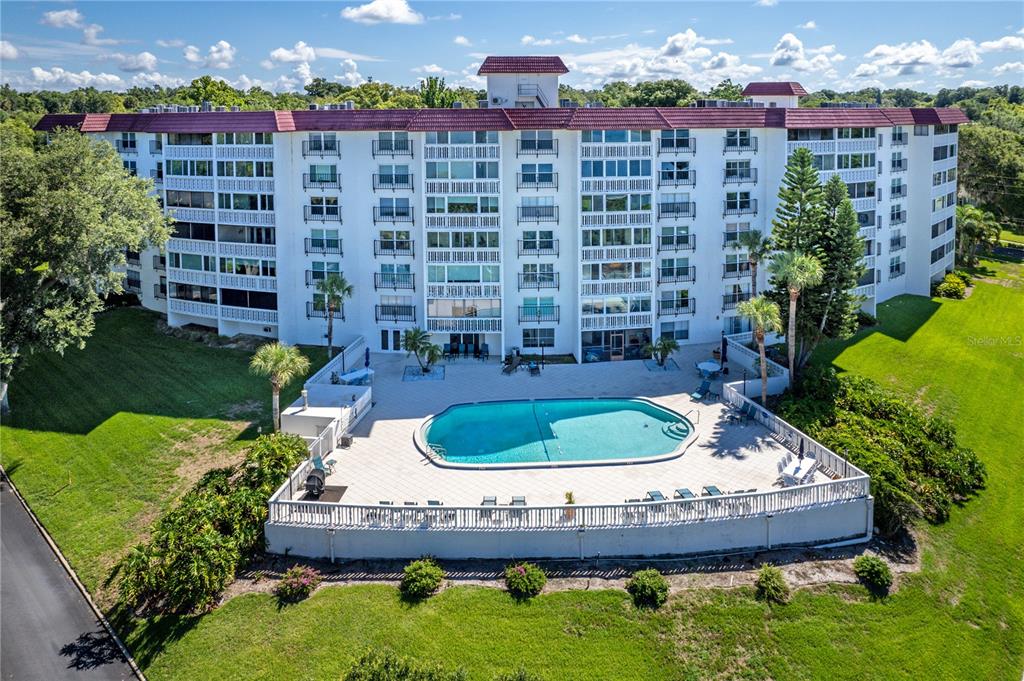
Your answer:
[0,308,323,597]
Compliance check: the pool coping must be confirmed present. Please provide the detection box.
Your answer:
[413,396,699,471]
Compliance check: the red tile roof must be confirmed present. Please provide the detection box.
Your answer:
[477,56,569,75]
[33,105,970,134]
[742,82,809,97]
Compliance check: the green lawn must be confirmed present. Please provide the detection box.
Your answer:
[4,268,1024,679]
[999,229,1024,245]
[0,308,323,599]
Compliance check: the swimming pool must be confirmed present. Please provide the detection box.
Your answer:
[420,398,693,467]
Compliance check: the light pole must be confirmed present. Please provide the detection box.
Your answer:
[339,344,347,373]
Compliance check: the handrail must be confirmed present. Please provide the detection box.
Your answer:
[306,335,367,386]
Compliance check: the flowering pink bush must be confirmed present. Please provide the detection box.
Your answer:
[504,562,546,598]
[275,565,322,602]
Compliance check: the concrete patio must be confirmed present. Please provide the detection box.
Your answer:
[322,343,800,507]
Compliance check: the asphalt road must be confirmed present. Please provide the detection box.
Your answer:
[1,480,135,680]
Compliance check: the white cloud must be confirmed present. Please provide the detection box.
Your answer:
[566,34,589,45]
[960,79,988,87]
[335,58,365,86]
[941,39,981,69]
[807,44,836,55]
[341,0,424,25]
[701,51,762,79]
[41,9,85,29]
[756,0,778,6]
[294,62,314,85]
[109,51,159,73]
[851,63,880,78]
[29,65,123,89]
[131,72,186,88]
[428,13,461,21]
[858,38,987,78]
[453,35,471,47]
[797,20,817,30]
[82,24,119,46]
[156,39,185,48]
[979,35,1024,52]
[770,33,837,71]
[314,46,386,62]
[269,41,317,64]
[993,61,1024,75]
[184,41,236,69]
[0,41,19,60]
[566,41,760,90]
[260,59,275,70]
[521,35,556,47]
[412,63,449,74]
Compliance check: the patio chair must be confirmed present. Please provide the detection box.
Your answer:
[702,485,723,497]
[481,343,490,360]
[694,361,703,376]
[529,362,540,376]
[690,380,711,401]
[645,490,666,502]
[473,344,481,360]
[427,499,442,506]
[511,496,526,506]
[379,500,394,505]
[403,501,418,506]
[465,343,474,358]
[482,496,497,506]
[311,454,337,474]
[502,361,516,375]
[673,488,695,500]
[443,343,451,360]
[728,401,752,424]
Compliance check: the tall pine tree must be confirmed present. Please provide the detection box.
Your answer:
[768,154,865,370]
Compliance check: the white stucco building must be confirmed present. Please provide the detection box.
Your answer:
[36,55,964,362]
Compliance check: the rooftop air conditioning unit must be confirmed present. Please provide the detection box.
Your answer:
[477,99,488,108]
[451,101,463,109]
[308,103,318,110]
[215,106,226,112]
[491,96,503,105]
[230,106,240,112]
[344,100,355,110]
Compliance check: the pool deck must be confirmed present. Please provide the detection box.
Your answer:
[323,343,801,508]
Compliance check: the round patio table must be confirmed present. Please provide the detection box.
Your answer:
[697,360,722,374]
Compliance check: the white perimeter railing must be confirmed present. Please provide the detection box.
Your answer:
[305,335,367,386]
[268,382,869,532]
[724,331,790,393]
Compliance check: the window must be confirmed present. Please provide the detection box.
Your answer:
[914,125,930,136]
[724,160,752,179]
[307,133,337,151]
[934,124,958,135]
[810,154,835,171]
[168,160,213,176]
[581,130,651,143]
[218,193,274,211]
[724,222,751,244]
[520,163,554,184]
[308,164,337,182]
[378,164,410,184]
[581,160,651,178]
[426,130,497,144]
[837,127,876,139]
[216,132,273,145]
[166,190,214,209]
[122,160,137,176]
[379,197,411,217]
[787,128,834,141]
[309,196,339,216]
[522,328,555,348]
[659,161,691,183]
[933,144,956,161]
[660,321,689,340]
[725,192,752,210]
[376,131,407,150]
[167,133,212,146]
[846,181,876,199]
[660,129,691,147]
[310,227,340,249]
[724,129,752,148]
[520,130,554,151]
[581,193,650,212]
[837,153,875,169]
[169,252,216,271]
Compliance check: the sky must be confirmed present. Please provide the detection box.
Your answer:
[1,0,1022,94]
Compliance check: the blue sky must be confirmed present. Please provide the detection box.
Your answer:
[1,0,1022,93]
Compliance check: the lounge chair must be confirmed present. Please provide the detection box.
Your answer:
[702,485,723,497]
[481,343,490,360]
[403,500,418,506]
[311,454,337,474]
[645,490,666,502]
[379,500,394,505]
[427,499,442,506]
[625,498,642,503]
[674,488,695,500]
[690,380,711,401]
[510,496,526,506]
[728,401,752,424]
[529,361,540,376]
[482,496,497,506]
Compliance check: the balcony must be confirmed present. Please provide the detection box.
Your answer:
[890,211,907,226]
[517,205,559,224]
[302,141,341,158]
[891,185,908,198]
[723,230,752,247]
[427,283,501,299]
[153,283,166,299]
[658,266,696,284]
[375,304,416,323]
[891,133,909,146]
[580,212,652,227]
[657,201,696,220]
[723,262,752,279]
[580,279,651,296]
[115,141,138,155]
[304,206,342,223]
[889,262,906,279]
[374,239,415,257]
[373,207,414,224]
[149,141,163,155]
[657,172,695,188]
[220,305,278,325]
[305,270,339,287]
[303,173,341,190]
[516,138,558,157]
[722,291,752,310]
[579,312,652,331]
[126,252,141,266]
[371,139,414,158]
[423,144,500,161]
[724,168,757,185]
[891,159,908,173]
[168,297,217,319]
[219,273,277,292]
[658,299,695,316]
[518,306,560,324]
[581,143,652,159]
[425,214,499,229]
[426,317,502,333]
[306,301,344,320]
[518,272,559,290]
[372,173,414,191]
[152,254,166,270]
[581,245,653,262]
[723,199,758,216]
[723,137,758,153]
[424,179,499,194]
[304,237,343,256]
[657,138,696,155]
[657,235,696,253]
[517,239,559,257]
[890,236,907,251]
[218,241,276,259]
[516,172,558,190]
[374,272,415,290]
[149,169,164,186]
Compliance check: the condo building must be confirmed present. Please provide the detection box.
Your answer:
[36,55,965,362]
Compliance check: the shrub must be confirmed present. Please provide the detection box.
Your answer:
[754,565,789,604]
[856,310,878,328]
[853,555,893,593]
[344,648,467,681]
[400,558,444,599]
[625,568,669,609]
[112,433,309,613]
[951,269,973,286]
[275,565,322,602]
[493,669,544,681]
[934,273,966,299]
[504,562,547,599]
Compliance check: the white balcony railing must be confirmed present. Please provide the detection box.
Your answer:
[423,145,500,160]
[426,317,502,333]
[579,312,653,331]
[581,143,652,158]
[218,242,277,259]
[217,209,275,226]
[167,237,216,255]
[580,279,652,296]
[219,273,277,292]
[426,283,501,298]
[424,180,500,195]
[214,145,274,161]
[581,245,653,261]
[424,214,500,229]
[168,298,218,318]
[220,305,278,324]
[164,176,214,192]
[580,178,653,193]
[425,248,500,263]
[167,268,217,287]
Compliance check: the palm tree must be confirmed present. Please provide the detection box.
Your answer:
[769,251,824,390]
[316,273,353,359]
[955,204,1000,266]
[401,327,432,372]
[730,230,773,296]
[249,342,311,431]
[643,336,679,367]
[736,296,782,406]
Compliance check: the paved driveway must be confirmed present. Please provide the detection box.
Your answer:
[1,480,134,680]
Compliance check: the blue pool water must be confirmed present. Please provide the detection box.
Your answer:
[423,398,692,465]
